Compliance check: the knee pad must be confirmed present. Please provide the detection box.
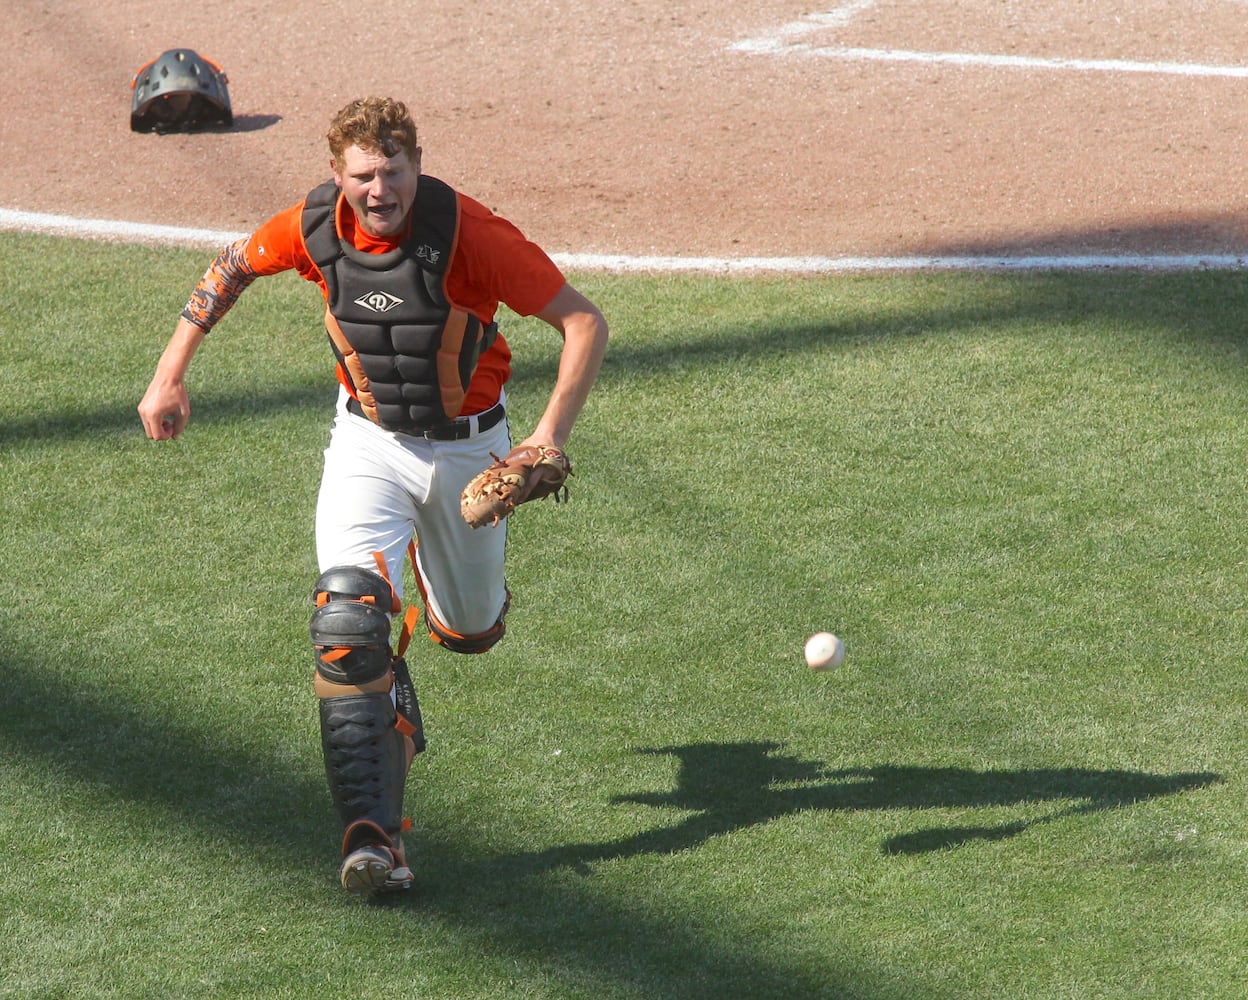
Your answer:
[310,566,396,684]
[424,590,510,654]
[320,691,407,840]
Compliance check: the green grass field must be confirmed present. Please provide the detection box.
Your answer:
[2,231,1246,999]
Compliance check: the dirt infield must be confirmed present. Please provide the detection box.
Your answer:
[4,0,1247,261]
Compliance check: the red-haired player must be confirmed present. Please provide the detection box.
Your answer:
[139,97,608,896]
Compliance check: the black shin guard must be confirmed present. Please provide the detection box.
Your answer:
[311,566,421,849]
[319,691,407,840]
[391,656,427,755]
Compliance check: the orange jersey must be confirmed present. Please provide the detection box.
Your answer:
[243,180,566,415]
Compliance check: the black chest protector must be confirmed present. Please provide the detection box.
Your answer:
[301,176,497,433]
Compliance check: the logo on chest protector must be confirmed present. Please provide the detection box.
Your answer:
[354,291,404,313]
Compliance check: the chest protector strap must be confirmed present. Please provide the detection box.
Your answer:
[301,176,497,433]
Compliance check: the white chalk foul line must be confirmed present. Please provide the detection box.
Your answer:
[748,0,880,45]
[2,208,1245,274]
[556,253,1248,274]
[0,208,248,246]
[730,3,1248,79]
[778,45,1248,79]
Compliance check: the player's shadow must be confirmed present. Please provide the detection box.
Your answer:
[506,741,1221,872]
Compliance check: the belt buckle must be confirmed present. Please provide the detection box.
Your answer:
[424,418,467,441]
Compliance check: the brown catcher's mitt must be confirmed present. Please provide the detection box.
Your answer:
[460,445,572,528]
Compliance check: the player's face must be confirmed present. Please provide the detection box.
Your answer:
[333,143,421,239]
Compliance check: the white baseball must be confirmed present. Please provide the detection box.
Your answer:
[804,632,844,671]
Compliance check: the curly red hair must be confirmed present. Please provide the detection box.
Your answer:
[327,97,419,168]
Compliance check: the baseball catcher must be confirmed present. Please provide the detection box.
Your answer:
[138,97,609,897]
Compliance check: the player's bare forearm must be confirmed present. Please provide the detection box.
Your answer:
[524,283,609,449]
[138,318,207,440]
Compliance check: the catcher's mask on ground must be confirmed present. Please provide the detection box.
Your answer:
[130,49,232,133]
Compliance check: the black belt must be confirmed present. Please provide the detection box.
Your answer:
[347,399,506,440]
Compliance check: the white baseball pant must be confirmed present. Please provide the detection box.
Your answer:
[314,386,511,638]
